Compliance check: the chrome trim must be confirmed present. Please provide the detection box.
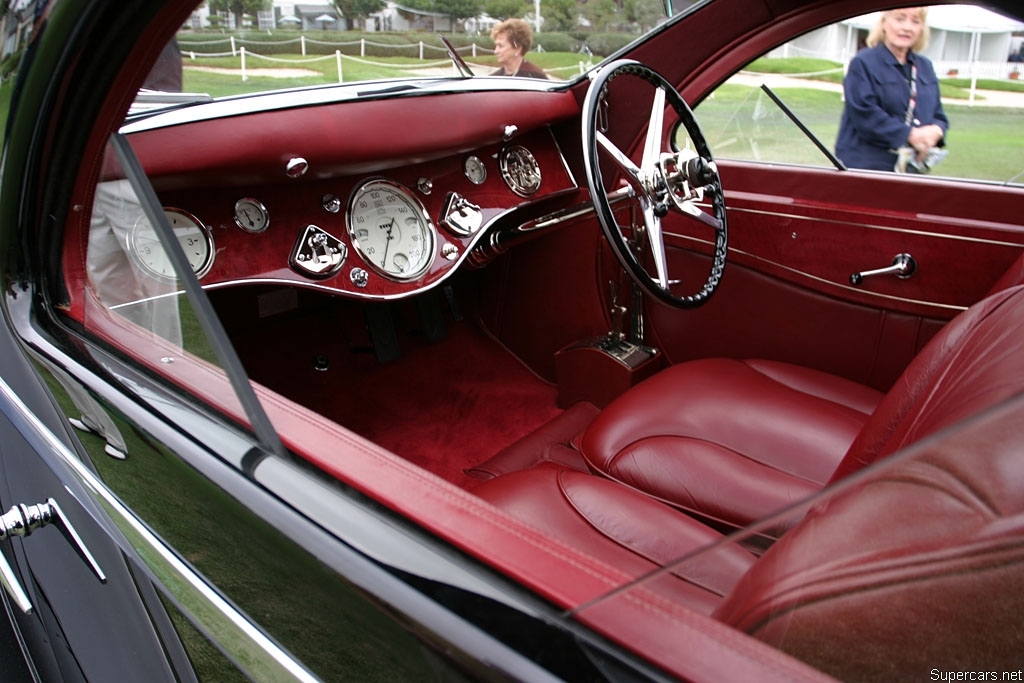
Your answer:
[119,78,564,135]
[0,498,107,613]
[730,205,1024,248]
[345,178,437,282]
[499,145,542,197]
[850,253,917,286]
[664,230,969,314]
[0,376,320,683]
[285,157,309,178]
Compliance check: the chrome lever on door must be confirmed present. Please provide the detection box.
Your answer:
[850,253,917,286]
[0,497,107,613]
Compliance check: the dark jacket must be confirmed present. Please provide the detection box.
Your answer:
[835,44,948,171]
[490,60,548,79]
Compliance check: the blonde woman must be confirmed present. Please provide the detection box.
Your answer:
[835,7,948,171]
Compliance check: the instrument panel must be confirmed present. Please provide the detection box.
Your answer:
[137,128,579,300]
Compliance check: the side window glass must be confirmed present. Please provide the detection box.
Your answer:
[689,5,1024,184]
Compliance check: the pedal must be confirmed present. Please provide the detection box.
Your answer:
[416,292,447,343]
[364,304,401,363]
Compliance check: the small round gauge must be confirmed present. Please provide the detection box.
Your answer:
[463,156,487,185]
[233,197,270,233]
[129,208,214,281]
[347,179,436,281]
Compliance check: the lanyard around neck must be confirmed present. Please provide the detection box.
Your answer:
[903,61,918,125]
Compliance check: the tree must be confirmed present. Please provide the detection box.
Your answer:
[483,0,530,21]
[542,0,580,32]
[207,0,270,28]
[581,0,620,32]
[334,0,385,30]
[435,0,483,25]
[622,0,663,31]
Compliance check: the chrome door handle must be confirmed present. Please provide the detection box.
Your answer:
[850,253,917,286]
[0,498,106,613]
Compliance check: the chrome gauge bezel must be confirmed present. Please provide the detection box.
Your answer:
[463,155,487,185]
[499,145,542,196]
[128,207,214,281]
[233,197,270,233]
[346,179,437,282]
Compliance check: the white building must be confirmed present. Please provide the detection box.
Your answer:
[772,5,1024,78]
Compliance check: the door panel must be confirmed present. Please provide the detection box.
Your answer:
[643,161,1024,390]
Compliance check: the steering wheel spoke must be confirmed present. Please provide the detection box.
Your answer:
[641,87,666,170]
[582,60,728,309]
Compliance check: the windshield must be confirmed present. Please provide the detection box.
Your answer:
[132,0,687,114]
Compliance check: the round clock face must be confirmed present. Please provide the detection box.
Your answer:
[463,155,487,184]
[233,197,270,233]
[346,179,436,281]
[129,208,214,281]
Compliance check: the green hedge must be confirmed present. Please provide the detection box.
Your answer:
[582,32,639,57]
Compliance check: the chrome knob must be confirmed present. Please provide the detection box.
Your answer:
[285,157,309,178]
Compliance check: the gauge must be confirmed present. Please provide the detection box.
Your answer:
[234,197,270,233]
[346,179,436,281]
[499,145,542,196]
[463,156,487,185]
[129,208,214,281]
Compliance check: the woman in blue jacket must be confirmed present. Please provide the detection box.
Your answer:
[835,7,948,171]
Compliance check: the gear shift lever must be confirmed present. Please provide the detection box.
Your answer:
[608,281,627,341]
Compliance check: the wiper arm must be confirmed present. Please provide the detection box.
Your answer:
[760,84,846,171]
[438,34,474,79]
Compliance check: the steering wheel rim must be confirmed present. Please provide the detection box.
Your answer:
[582,59,727,309]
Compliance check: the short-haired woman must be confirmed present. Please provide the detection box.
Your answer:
[490,19,548,79]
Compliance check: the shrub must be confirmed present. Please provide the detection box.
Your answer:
[583,32,637,57]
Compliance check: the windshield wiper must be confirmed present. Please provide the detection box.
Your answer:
[760,84,846,171]
[439,34,474,79]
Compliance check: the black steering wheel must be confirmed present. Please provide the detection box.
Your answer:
[582,60,727,309]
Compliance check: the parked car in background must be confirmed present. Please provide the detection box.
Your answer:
[1,0,1023,680]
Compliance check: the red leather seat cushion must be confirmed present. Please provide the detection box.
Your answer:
[580,358,882,527]
[473,466,757,613]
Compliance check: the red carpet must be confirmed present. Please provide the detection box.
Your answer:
[232,302,563,488]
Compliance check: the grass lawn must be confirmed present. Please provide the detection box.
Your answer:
[696,80,1024,182]
[181,51,588,97]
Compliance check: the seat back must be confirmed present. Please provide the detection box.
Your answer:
[829,284,1024,482]
[713,285,1024,679]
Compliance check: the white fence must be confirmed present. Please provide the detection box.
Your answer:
[933,60,1023,80]
[177,35,591,81]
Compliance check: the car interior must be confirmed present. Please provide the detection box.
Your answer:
[47,0,1024,679]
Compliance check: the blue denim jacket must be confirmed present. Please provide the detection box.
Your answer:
[835,44,948,171]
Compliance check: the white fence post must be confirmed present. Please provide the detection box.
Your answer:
[240,46,247,81]
[337,50,343,83]
[301,35,306,56]
[419,41,424,60]
[231,35,237,56]
[361,38,366,57]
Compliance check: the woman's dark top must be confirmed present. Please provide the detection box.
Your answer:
[490,60,548,79]
[835,44,948,171]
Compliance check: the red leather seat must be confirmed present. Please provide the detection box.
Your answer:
[473,284,1024,678]
[580,285,1024,530]
[474,400,1024,679]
